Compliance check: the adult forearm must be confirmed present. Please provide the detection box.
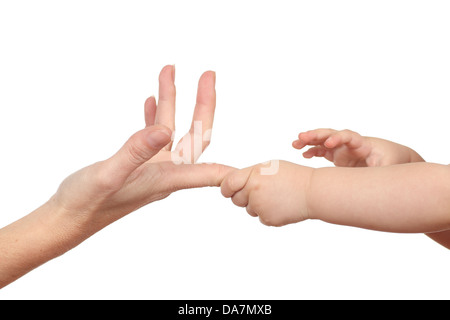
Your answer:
[0,198,100,288]
[308,162,450,233]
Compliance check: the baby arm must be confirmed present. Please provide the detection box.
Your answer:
[309,162,450,233]
[221,161,450,234]
[293,129,450,247]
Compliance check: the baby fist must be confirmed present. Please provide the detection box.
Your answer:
[221,160,313,227]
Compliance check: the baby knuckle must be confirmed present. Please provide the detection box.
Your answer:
[246,206,258,217]
[258,213,277,227]
[259,215,271,226]
[231,195,246,207]
[341,129,352,135]
[258,211,286,227]
[226,175,241,193]
[271,218,285,227]
[341,129,357,137]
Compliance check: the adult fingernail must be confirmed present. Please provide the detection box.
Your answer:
[147,129,171,149]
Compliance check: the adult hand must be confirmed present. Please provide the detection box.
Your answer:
[53,65,232,228]
[0,66,233,288]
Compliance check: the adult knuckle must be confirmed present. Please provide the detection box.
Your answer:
[126,141,149,166]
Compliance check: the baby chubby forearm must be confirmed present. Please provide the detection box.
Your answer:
[307,162,450,233]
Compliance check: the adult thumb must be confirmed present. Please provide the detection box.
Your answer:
[105,125,172,185]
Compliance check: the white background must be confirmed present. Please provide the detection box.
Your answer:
[0,0,449,299]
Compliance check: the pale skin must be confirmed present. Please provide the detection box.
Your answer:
[221,129,450,249]
[0,65,233,288]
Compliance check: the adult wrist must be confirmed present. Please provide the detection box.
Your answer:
[44,196,106,254]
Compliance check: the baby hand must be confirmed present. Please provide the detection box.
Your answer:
[220,161,313,226]
[292,129,380,167]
